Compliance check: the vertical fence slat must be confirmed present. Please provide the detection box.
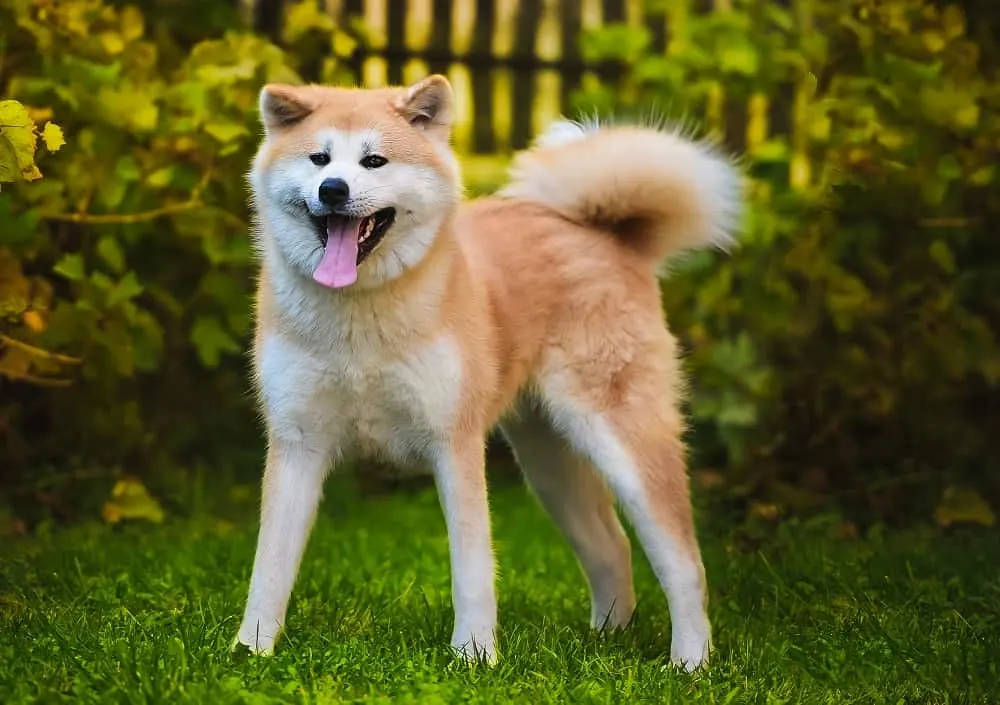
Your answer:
[385,0,405,84]
[601,0,625,24]
[511,0,542,149]
[472,0,497,152]
[646,1,667,54]
[428,0,453,74]
[559,0,583,116]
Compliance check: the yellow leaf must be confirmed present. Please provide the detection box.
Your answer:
[941,5,966,40]
[921,30,946,54]
[933,485,995,528]
[283,0,336,44]
[100,31,126,55]
[174,136,197,153]
[749,501,780,521]
[120,5,145,42]
[41,122,65,152]
[101,477,166,524]
[146,166,174,188]
[0,100,38,183]
[22,310,46,333]
[331,30,358,57]
[952,103,980,130]
[22,164,43,181]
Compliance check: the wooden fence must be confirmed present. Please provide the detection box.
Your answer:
[249,0,763,156]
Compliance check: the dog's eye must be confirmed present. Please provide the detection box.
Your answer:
[309,153,331,166]
[360,154,388,169]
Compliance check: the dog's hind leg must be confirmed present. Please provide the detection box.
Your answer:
[501,399,636,630]
[538,373,712,672]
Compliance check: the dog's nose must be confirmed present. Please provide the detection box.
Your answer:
[318,178,350,209]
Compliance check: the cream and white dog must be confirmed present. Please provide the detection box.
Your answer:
[234,74,742,671]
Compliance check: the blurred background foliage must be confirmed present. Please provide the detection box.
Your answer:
[1,0,998,531]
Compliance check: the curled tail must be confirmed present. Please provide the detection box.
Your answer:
[499,118,743,262]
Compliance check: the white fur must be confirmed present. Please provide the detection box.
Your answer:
[250,126,459,290]
[541,385,712,672]
[502,117,743,257]
[532,118,588,149]
[500,401,635,630]
[432,448,498,663]
[257,324,465,465]
[238,321,473,654]
[236,436,330,655]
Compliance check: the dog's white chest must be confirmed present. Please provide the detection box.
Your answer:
[258,333,463,463]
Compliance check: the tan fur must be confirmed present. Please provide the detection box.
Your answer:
[236,76,742,672]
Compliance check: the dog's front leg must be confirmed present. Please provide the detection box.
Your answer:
[432,436,498,664]
[235,434,330,655]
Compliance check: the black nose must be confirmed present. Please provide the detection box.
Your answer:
[318,178,350,208]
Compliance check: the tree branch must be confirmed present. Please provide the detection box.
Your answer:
[0,333,82,364]
[0,368,74,387]
[38,200,202,225]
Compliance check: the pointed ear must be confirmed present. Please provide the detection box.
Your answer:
[394,75,453,136]
[259,84,315,132]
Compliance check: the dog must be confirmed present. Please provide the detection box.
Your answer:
[234,74,742,671]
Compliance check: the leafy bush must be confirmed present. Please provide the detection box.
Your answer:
[4,0,997,528]
[0,0,360,523]
[577,0,1000,522]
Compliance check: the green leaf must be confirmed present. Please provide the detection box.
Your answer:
[191,316,240,368]
[719,42,759,77]
[928,240,956,274]
[0,100,40,182]
[97,237,126,273]
[146,166,175,188]
[969,165,995,186]
[204,121,249,145]
[53,254,86,281]
[107,271,144,308]
[934,486,994,528]
[937,154,961,180]
[101,477,165,524]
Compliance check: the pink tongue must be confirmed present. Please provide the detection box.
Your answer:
[313,217,361,288]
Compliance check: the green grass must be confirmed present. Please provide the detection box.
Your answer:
[2,477,998,704]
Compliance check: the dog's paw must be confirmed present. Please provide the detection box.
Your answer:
[450,630,498,666]
[230,634,275,660]
[232,619,280,658]
[669,629,712,673]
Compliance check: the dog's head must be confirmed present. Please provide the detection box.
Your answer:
[249,75,460,290]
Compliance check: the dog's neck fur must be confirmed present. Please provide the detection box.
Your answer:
[258,214,460,351]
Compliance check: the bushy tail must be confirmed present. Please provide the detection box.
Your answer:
[499,118,743,262]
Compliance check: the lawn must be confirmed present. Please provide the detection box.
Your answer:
[1,474,998,704]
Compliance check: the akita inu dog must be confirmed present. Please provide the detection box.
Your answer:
[235,74,742,671]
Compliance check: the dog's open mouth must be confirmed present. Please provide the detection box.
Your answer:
[309,207,396,288]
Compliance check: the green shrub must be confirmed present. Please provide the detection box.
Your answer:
[577,0,1000,521]
[0,0,360,523]
[4,0,997,527]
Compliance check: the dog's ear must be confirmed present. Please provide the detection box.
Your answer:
[259,84,315,132]
[394,75,453,138]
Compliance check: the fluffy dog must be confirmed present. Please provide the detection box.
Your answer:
[235,74,742,671]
